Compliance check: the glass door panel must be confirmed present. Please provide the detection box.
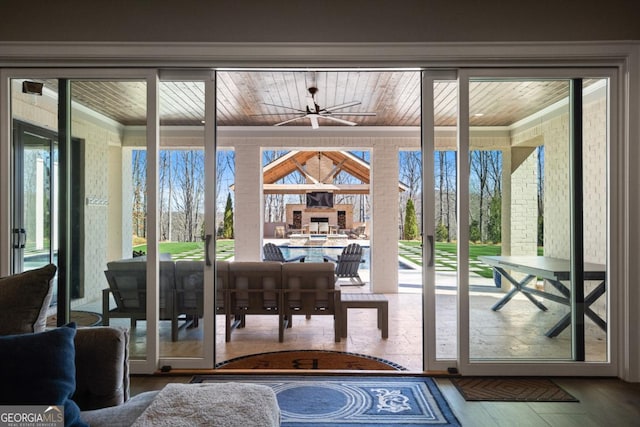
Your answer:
[423,71,459,371]
[69,79,149,361]
[581,78,609,362]
[462,73,611,369]
[11,81,62,314]
[158,80,207,359]
[13,123,58,274]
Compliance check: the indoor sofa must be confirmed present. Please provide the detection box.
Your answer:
[0,264,281,427]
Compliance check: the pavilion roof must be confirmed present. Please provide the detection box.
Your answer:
[262,150,407,194]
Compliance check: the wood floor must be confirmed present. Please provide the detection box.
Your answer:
[129,374,640,426]
[92,268,639,425]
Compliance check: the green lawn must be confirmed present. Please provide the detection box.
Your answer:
[133,239,235,260]
[133,239,541,278]
[399,241,501,278]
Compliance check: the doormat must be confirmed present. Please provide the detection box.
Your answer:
[46,310,103,327]
[450,377,579,402]
[215,350,407,371]
[190,375,460,426]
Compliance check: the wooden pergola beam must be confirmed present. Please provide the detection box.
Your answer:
[262,183,371,194]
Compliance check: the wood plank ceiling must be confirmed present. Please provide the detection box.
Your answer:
[41,72,599,128]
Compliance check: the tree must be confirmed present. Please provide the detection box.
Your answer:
[131,150,147,239]
[487,195,501,243]
[436,222,449,242]
[172,150,204,242]
[222,193,234,239]
[403,198,419,240]
[537,146,544,247]
[471,150,490,242]
[469,219,481,243]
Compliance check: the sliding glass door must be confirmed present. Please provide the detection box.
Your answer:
[156,72,217,368]
[456,69,617,375]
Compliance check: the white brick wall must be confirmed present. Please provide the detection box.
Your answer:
[510,149,539,255]
[510,98,606,263]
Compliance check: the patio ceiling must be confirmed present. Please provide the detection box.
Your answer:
[40,71,597,128]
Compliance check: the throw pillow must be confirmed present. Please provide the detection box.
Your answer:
[0,264,56,335]
[0,323,88,427]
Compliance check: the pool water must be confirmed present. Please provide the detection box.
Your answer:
[279,246,371,268]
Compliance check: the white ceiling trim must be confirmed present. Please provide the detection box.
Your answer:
[0,41,634,68]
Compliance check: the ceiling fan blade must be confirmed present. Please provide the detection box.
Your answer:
[309,115,320,129]
[274,116,306,126]
[322,101,361,112]
[329,112,377,116]
[251,113,304,116]
[262,102,306,113]
[320,116,357,126]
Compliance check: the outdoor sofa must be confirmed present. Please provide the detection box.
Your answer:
[0,264,281,427]
[104,258,343,344]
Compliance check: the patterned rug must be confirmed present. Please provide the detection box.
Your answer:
[450,377,579,402]
[46,310,103,327]
[190,375,460,426]
[215,350,407,371]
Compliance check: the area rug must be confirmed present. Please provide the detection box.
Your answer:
[190,375,460,426]
[215,350,407,371]
[450,377,579,402]
[46,310,103,327]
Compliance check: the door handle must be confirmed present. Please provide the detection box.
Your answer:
[12,228,26,249]
[205,234,212,266]
[427,235,434,267]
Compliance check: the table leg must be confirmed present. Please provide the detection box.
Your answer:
[491,267,547,311]
[379,304,388,339]
[340,306,348,338]
[545,280,607,337]
[546,314,571,337]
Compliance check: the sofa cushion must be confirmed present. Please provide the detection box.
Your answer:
[73,327,130,410]
[0,323,87,427]
[0,264,56,335]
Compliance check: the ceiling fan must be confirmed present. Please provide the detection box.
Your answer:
[257,87,376,129]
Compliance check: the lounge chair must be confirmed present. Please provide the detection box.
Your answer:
[318,222,329,235]
[281,262,341,342]
[103,259,181,340]
[323,243,365,285]
[227,261,283,342]
[263,243,305,262]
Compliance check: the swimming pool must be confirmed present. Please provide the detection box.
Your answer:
[279,246,371,268]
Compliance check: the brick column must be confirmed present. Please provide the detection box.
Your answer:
[371,142,399,293]
[233,144,263,261]
[501,149,511,257]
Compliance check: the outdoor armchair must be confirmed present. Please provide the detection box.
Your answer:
[263,243,306,262]
[323,243,365,285]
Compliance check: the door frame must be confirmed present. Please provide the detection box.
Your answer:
[157,69,217,370]
[0,42,635,379]
[454,67,620,376]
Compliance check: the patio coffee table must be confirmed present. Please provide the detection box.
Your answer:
[479,255,606,338]
[340,293,388,339]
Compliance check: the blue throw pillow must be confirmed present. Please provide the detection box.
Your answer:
[0,323,88,427]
